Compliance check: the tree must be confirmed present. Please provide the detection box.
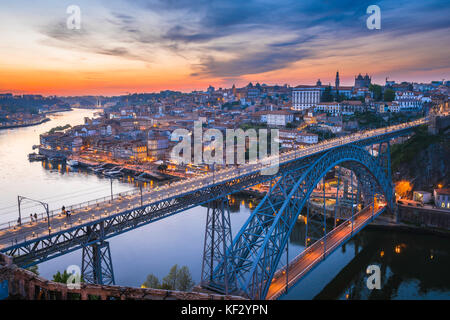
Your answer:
[161,264,178,290]
[48,124,71,134]
[337,93,347,102]
[383,88,395,102]
[321,86,334,102]
[395,180,413,199]
[142,264,194,291]
[176,266,194,291]
[142,274,160,289]
[369,84,383,101]
[27,265,39,275]
[52,270,71,284]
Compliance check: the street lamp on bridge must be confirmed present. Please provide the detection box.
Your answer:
[17,195,50,232]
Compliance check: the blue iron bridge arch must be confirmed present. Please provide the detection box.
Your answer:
[0,118,427,296]
[208,144,394,299]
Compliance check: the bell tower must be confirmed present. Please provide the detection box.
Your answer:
[335,71,340,90]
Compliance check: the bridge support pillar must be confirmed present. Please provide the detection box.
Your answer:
[81,241,115,286]
[201,198,235,294]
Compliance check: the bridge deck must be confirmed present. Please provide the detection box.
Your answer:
[266,203,385,300]
[0,118,424,255]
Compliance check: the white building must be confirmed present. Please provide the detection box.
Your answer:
[267,111,294,127]
[292,86,321,111]
[413,191,432,204]
[296,132,318,144]
[315,102,341,116]
[434,188,450,210]
[390,91,423,112]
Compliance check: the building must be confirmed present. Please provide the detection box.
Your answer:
[315,102,341,116]
[354,74,371,88]
[266,111,294,127]
[413,191,432,204]
[40,132,83,153]
[388,92,423,113]
[278,129,298,149]
[112,141,148,162]
[340,100,366,115]
[292,86,321,111]
[147,136,169,160]
[434,188,450,210]
[296,132,318,144]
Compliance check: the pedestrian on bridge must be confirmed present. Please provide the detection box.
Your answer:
[30,213,34,223]
[34,213,38,221]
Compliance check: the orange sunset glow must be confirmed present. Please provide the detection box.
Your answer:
[0,1,449,95]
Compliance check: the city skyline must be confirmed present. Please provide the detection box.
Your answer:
[1,0,449,96]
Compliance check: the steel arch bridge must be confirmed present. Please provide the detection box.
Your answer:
[0,118,427,298]
[205,144,393,299]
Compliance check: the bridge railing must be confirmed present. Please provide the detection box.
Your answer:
[0,118,426,236]
[0,188,141,232]
[269,204,376,300]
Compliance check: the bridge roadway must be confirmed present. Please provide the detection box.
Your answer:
[266,203,385,300]
[0,118,426,257]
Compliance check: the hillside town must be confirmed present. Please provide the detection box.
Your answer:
[31,74,446,174]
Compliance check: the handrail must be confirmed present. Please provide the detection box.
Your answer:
[0,118,426,237]
[269,204,382,300]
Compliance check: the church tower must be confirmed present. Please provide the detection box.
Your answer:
[335,71,340,98]
[335,71,340,90]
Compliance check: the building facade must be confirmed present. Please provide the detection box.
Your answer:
[292,86,321,111]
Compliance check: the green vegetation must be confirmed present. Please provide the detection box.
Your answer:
[309,129,336,141]
[239,122,267,131]
[321,86,334,102]
[221,101,240,110]
[47,124,71,134]
[383,88,395,102]
[390,125,443,171]
[52,269,83,286]
[52,270,71,283]
[369,84,383,101]
[345,112,386,129]
[344,112,422,130]
[26,265,39,275]
[142,264,194,291]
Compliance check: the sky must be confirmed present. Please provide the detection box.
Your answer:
[0,0,449,96]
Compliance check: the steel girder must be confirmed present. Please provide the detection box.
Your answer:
[209,167,310,294]
[82,240,115,285]
[213,145,393,299]
[201,199,235,293]
[1,125,409,269]
[4,151,313,268]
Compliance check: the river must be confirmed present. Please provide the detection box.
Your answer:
[0,109,448,299]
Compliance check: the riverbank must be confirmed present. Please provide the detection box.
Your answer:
[236,188,450,236]
[40,107,72,115]
[0,117,50,130]
[369,216,450,238]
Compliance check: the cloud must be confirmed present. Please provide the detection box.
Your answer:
[36,0,450,79]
